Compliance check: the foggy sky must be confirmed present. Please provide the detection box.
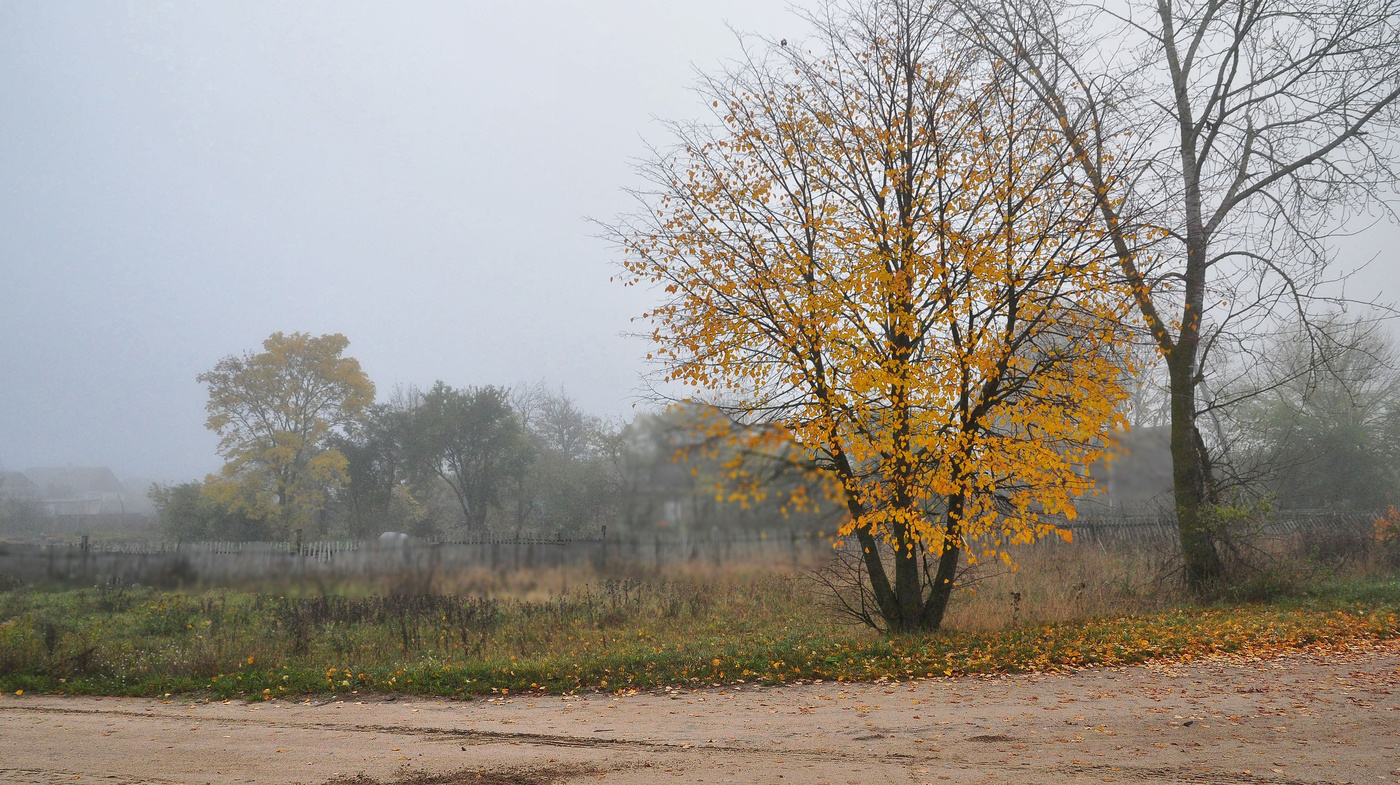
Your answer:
[1,1,1396,483]
[0,0,797,481]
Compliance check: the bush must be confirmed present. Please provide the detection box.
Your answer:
[149,482,270,542]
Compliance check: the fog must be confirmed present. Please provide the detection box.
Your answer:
[0,1,1395,483]
[0,1,795,480]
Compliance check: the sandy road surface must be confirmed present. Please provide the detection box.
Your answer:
[2,643,1399,785]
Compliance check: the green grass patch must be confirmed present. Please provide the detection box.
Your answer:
[1,575,1397,700]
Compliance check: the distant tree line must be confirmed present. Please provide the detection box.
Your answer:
[1223,315,1400,512]
[148,332,836,542]
[72,314,1400,545]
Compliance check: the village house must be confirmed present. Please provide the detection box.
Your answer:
[10,466,130,516]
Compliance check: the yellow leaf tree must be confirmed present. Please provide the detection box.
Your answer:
[198,332,375,539]
[612,0,1136,631]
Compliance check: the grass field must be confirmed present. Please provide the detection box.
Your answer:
[2,540,1398,700]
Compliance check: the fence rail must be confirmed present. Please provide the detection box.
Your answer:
[0,529,838,588]
[0,510,1382,589]
[1059,510,1379,546]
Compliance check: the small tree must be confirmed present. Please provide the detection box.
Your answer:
[149,481,269,542]
[406,382,533,534]
[612,0,1134,631]
[197,332,374,538]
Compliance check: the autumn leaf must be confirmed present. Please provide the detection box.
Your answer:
[608,7,1136,632]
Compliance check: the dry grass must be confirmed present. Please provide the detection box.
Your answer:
[941,540,1186,630]
[2,531,1396,699]
[294,557,831,602]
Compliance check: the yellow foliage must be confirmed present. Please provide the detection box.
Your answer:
[197,332,374,536]
[1375,506,1400,544]
[614,24,1135,569]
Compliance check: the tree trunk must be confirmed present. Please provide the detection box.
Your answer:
[919,495,963,629]
[892,521,924,633]
[852,503,963,633]
[465,499,489,534]
[1165,347,1223,590]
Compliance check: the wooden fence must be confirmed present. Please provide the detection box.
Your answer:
[1059,509,1378,547]
[0,510,1381,589]
[0,529,837,589]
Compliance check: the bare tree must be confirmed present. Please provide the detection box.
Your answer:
[505,384,619,535]
[955,0,1400,589]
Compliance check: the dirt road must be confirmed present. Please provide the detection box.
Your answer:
[2,643,1398,785]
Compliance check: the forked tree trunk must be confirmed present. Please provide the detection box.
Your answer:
[851,496,964,633]
[854,526,900,625]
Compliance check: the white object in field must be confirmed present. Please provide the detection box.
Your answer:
[378,531,410,545]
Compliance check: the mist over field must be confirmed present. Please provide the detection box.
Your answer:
[4,10,1400,784]
[1,1,1395,488]
[0,0,801,481]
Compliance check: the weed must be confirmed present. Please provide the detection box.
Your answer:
[2,535,1398,699]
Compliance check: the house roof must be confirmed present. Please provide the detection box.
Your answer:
[1088,425,1174,502]
[22,466,126,498]
[0,471,41,499]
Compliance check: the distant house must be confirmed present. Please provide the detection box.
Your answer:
[21,466,129,516]
[0,471,41,502]
[1083,425,1174,511]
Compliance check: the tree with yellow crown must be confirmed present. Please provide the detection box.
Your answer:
[610,0,1137,631]
[198,332,374,539]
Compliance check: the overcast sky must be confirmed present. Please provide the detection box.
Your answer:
[0,0,800,481]
[1,1,1396,483]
